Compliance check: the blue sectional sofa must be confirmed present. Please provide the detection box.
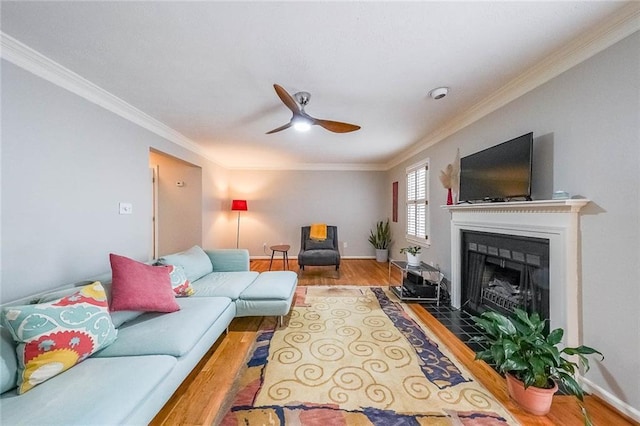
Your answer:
[0,247,297,425]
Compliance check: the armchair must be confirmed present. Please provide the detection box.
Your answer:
[298,225,341,274]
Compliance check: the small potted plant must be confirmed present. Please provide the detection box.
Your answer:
[399,246,422,266]
[472,308,603,422]
[368,219,392,262]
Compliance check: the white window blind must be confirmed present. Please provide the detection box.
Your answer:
[406,160,429,244]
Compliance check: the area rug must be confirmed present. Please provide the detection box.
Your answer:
[219,286,518,425]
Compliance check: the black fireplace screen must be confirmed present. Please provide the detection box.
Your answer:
[462,231,549,321]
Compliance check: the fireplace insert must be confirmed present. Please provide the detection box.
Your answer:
[461,231,549,322]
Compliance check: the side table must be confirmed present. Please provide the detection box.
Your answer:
[269,244,290,271]
[388,259,444,305]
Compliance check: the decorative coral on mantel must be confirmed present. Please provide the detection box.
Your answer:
[439,164,453,189]
[440,149,460,205]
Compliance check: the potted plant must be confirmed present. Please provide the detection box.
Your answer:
[472,308,603,422]
[399,246,422,266]
[368,219,392,262]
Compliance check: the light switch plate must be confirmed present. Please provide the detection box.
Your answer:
[119,202,133,215]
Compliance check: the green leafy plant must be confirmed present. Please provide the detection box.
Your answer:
[368,219,392,249]
[399,246,421,256]
[472,308,603,421]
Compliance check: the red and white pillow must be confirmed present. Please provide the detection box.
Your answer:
[167,264,194,297]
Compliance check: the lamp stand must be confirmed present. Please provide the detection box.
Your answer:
[236,211,241,248]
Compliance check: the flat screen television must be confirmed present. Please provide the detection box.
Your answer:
[459,132,533,203]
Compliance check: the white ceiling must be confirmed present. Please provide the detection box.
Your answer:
[1,1,635,170]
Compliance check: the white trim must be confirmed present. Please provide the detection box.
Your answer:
[227,163,387,171]
[443,199,590,213]
[581,377,640,422]
[386,3,640,170]
[405,236,430,248]
[251,255,375,260]
[405,158,429,173]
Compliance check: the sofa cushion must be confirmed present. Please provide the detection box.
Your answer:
[1,282,118,394]
[94,297,234,358]
[157,245,213,282]
[190,271,259,299]
[205,249,250,272]
[110,253,180,313]
[0,355,176,425]
[1,327,18,393]
[239,271,298,301]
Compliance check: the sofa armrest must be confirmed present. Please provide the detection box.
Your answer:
[205,249,250,272]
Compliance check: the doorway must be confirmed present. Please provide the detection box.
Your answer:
[149,149,203,257]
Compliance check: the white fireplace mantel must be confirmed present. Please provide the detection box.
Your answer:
[443,199,589,214]
[443,199,590,347]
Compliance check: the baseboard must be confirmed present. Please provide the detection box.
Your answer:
[250,256,377,260]
[581,377,640,422]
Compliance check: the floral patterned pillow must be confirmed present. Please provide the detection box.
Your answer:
[1,281,117,394]
[168,264,194,297]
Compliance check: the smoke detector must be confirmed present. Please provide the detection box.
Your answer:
[429,87,449,100]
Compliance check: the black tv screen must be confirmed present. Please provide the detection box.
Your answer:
[459,132,533,202]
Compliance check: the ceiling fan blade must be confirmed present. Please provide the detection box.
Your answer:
[265,122,293,134]
[312,118,361,133]
[273,84,300,114]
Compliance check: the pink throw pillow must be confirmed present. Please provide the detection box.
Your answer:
[109,253,180,313]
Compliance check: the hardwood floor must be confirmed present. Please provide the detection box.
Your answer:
[151,259,637,426]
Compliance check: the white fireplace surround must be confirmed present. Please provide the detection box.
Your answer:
[445,199,589,347]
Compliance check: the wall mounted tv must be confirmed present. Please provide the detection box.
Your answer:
[459,132,533,203]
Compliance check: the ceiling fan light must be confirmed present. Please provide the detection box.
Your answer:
[293,117,312,132]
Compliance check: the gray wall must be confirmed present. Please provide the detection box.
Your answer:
[388,32,640,412]
[228,169,389,258]
[1,60,230,303]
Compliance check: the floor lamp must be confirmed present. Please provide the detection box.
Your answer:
[231,199,248,248]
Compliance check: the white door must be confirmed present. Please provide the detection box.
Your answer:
[150,165,159,260]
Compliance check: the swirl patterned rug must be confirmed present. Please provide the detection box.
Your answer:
[219,286,518,425]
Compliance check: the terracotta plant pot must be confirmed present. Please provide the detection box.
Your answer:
[506,373,558,416]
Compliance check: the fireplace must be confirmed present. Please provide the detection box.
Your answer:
[461,230,549,322]
[445,199,589,347]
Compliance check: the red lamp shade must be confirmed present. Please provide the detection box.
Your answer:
[231,199,248,211]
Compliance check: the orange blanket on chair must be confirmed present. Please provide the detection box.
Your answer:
[310,223,327,240]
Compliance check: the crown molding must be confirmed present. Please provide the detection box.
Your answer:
[386,2,640,170]
[226,162,387,171]
[0,32,221,167]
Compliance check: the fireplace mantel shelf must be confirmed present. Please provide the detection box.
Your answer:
[442,199,590,214]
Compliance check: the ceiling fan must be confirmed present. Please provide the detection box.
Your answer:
[266,84,361,134]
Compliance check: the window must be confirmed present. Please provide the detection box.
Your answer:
[406,160,430,244]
